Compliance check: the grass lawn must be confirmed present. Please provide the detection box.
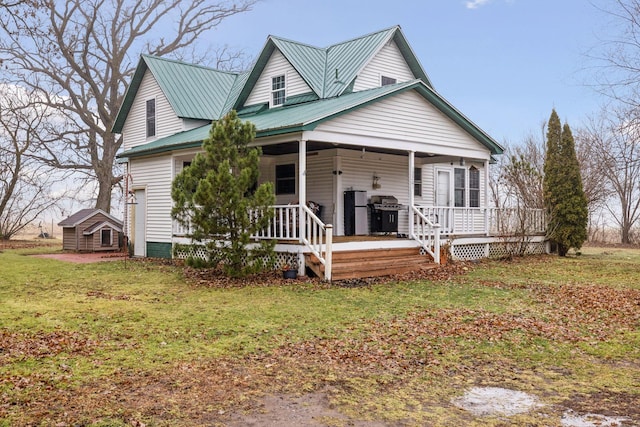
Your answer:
[1,243,639,426]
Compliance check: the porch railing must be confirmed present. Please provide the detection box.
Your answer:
[411,206,441,264]
[252,204,300,240]
[411,206,546,237]
[251,204,333,281]
[488,207,546,236]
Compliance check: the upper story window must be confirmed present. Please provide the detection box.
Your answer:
[146,98,156,138]
[414,167,422,197]
[381,75,397,86]
[275,163,295,194]
[271,75,286,107]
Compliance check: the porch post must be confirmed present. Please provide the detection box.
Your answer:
[408,150,415,238]
[298,139,307,276]
[298,139,307,243]
[484,159,490,235]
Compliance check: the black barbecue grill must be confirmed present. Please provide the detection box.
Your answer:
[369,195,403,233]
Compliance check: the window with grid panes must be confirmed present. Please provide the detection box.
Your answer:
[454,168,465,207]
[414,167,422,196]
[271,75,286,107]
[469,166,480,207]
[146,99,156,137]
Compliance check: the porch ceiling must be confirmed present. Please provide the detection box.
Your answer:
[261,141,438,158]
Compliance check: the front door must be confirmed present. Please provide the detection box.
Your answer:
[132,189,146,257]
[436,170,451,206]
[436,169,452,232]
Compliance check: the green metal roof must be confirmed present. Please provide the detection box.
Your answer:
[324,27,397,98]
[271,37,326,96]
[234,26,432,108]
[113,55,242,133]
[119,80,503,159]
[114,26,434,133]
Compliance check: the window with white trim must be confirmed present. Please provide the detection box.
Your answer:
[381,75,397,86]
[454,168,465,207]
[414,167,422,197]
[469,166,480,208]
[271,75,286,107]
[146,98,156,137]
[100,228,112,246]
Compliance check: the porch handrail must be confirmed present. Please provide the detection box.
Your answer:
[410,205,441,264]
[300,204,333,281]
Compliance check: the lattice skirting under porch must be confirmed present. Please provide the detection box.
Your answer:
[451,240,548,261]
[173,243,296,270]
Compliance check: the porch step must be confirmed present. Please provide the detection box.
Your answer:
[306,247,436,281]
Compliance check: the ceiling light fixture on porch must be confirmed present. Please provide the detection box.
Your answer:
[459,157,465,166]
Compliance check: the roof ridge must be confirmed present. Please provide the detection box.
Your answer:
[325,25,399,52]
[141,54,239,76]
[268,35,325,51]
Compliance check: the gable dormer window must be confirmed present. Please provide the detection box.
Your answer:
[381,76,397,86]
[146,98,156,137]
[271,75,286,107]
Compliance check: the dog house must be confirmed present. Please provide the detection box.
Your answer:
[58,209,123,252]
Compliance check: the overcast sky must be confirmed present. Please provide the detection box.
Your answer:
[207,0,612,146]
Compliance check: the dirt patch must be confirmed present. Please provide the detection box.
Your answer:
[31,251,127,263]
[225,393,391,427]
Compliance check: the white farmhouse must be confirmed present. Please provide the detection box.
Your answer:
[113,26,546,280]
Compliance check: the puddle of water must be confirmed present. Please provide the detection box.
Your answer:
[561,409,632,427]
[452,386,540,417]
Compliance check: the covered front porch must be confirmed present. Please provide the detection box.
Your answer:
[174,201,547,281]
[171,132,545,281]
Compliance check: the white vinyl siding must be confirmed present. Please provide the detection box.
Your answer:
[129,156,173,243]
[122,70,183,150]
[340,152,411,236]
[306,156,333,224]
[314,90,491,159]
[353,40,415,92]
[245,49,312,107]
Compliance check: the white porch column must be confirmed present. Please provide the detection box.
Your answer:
[298,139,307,276]
[484,159,490,235]
[333,155,343,235]
[298,139,307,243]
[408,150,415,238]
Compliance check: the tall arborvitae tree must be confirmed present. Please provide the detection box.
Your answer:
[543,109,589,256]
[171,111,275,277]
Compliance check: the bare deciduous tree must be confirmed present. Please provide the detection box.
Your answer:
[501,134,545,210]
[588,0,640,108]
[0,0,257,213]
[581,107,640,244]
[0,84,63,240]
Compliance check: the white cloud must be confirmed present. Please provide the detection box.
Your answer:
[465,0,491,9]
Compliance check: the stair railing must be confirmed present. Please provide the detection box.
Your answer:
[410,205,441,264]
[300,204,333,281]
